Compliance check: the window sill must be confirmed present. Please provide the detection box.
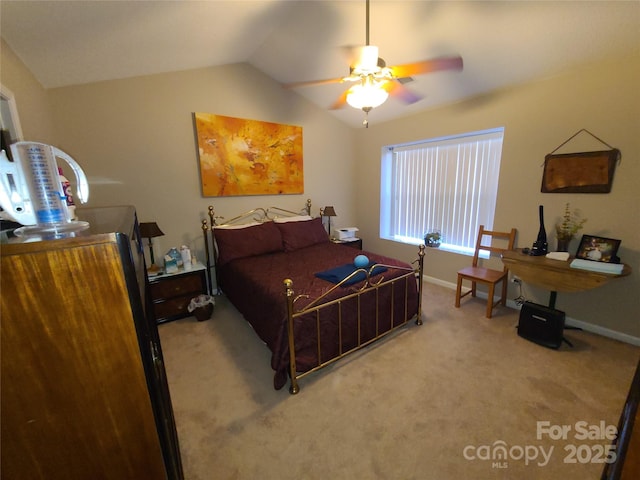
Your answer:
[383,236,489,259]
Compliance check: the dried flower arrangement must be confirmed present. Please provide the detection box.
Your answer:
[555,203,587,240]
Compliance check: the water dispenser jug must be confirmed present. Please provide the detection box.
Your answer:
[0,141,90,236]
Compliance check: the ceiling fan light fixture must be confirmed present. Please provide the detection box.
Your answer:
[282,0,462,125]
[346,78,389,110]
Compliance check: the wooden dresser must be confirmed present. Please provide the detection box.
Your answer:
[0,206,183,479]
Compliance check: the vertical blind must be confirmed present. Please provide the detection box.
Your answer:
[383,128,504,254]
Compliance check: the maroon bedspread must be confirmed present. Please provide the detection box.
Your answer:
[218,242,419,389]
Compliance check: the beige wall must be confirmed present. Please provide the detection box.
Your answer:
[0,39,55,142]
[2,37,638,340]
[45,63,357,261]
[355,54,640,340]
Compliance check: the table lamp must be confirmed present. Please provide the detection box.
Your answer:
[321,206,337,238]
[139,222,164,272]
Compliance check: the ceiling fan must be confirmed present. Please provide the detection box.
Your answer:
[283,0,463,126]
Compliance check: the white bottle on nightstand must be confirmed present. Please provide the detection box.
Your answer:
[180,245,192,270]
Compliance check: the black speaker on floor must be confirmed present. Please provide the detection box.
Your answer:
[517,301,566,349]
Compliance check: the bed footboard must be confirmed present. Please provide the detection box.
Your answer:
[284,245,425,394]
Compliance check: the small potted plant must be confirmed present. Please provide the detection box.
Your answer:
[424,230,442,248]
[555,203,587,252]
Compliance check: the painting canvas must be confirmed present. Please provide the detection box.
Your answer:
[194,112,303,196]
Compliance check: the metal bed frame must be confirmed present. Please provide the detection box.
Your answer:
[201,199,425,394]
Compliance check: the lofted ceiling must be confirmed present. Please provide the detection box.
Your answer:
[1,0,639,128]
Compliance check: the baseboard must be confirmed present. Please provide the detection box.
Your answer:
[423,275,640,346]
[561,318,640,347]
[424,275,458,290]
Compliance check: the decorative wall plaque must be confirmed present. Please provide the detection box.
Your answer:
[541,149,620,193]
[541,129,621,194]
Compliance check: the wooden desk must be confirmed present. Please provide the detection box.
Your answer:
[501,249,631,307]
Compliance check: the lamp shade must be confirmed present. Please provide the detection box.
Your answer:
[322,206,337,217]
[139,222,164,238]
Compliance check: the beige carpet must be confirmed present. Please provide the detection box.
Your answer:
[159,283,639,480]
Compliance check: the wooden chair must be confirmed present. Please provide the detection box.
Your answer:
[455,225,517,318]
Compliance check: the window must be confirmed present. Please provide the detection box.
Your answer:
[380,128,504,255]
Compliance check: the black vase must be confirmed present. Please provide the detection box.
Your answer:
[530,205,548,256]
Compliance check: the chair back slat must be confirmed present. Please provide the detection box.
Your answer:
[472,225,517,270]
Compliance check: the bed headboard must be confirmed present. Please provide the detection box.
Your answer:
[209,199,312,228]
[201,199,313,294]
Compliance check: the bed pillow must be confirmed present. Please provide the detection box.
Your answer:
[273,215,312,223]
[214,221,283,266]
[275,217,329,252]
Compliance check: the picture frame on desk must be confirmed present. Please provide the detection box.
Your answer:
[575,234,621,263]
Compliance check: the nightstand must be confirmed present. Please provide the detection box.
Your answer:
[147,263,207,323]
[332,237,363,250]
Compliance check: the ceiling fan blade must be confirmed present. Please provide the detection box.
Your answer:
[283,77,345,89]
[330,89,349,110]
[385,81,423,105]
[390,56,463,79]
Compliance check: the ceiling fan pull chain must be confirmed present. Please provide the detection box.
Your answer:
[363,106,371,128]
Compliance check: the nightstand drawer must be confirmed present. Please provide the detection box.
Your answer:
[147,265,207,323]
[152,296,192,320]
[149,273,203,299]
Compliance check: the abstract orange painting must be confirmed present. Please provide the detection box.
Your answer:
[194,113,304,196]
